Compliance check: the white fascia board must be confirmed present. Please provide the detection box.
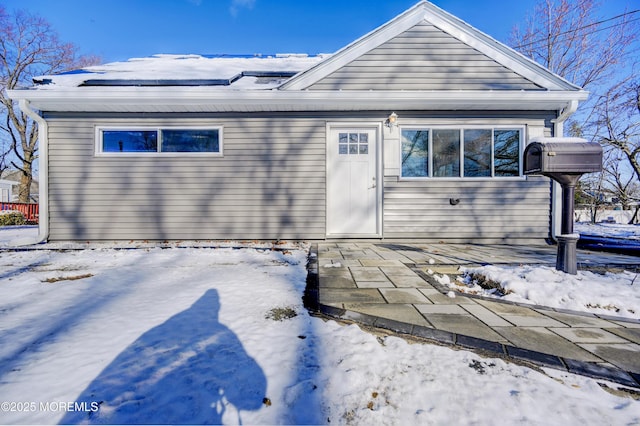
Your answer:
[421,2,581,92]
[280,2,427,91]
[281,1,582,93]
[8,87,588,113]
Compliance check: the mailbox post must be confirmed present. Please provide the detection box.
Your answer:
[523,137,603,274]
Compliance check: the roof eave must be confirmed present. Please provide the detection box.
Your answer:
[280,0,583,93]
[419,2,582,92]
[9,88,588,113]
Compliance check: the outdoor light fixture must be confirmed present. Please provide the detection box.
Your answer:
[386,112,398,128]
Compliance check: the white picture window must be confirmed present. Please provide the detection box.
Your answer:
[401,127,522,178]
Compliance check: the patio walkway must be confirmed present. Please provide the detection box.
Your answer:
[306,242,640,388]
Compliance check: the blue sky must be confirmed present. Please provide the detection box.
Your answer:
[5,0,639,63]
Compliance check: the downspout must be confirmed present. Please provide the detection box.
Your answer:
[16,99,49,245]
[549,100,579,239]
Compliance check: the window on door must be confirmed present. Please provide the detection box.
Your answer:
[338,132,369,155]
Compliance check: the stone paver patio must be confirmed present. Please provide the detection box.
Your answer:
[306,242,640,388]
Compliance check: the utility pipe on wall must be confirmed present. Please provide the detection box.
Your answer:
[16,99,49,245]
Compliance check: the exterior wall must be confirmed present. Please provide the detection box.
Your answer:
[45,113,327,241]
[45,111,555,242]
[382,177,551,241]
[381,111,555,242]
[308,22,542,91]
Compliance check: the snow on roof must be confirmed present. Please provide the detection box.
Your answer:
[33,54,330,90]
[529,137,589,144]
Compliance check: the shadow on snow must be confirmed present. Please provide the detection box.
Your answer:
[61,289,266,425]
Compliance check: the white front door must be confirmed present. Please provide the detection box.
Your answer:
[327,126,380,237]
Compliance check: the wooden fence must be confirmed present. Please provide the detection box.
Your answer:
[0,202,39,224]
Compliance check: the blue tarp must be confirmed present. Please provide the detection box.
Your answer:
[578,234,640,257]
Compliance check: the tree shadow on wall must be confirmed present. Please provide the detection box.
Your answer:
[61,289,267,425]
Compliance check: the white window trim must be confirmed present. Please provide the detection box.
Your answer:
[95,126,224,157]
[399,125,525,181]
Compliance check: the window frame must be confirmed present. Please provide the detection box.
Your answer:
[95,126,224,157]
[399,125,524,180]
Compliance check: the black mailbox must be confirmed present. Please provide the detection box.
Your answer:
[523,137,603,275]
[524,138,602,176]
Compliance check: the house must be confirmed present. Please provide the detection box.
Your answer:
[8,1,587,243]
[0,170,39,203]
[0,179,13,203]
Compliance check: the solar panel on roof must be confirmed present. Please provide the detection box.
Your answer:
[79,71,300,87]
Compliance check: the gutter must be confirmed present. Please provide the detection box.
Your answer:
[549,100,580,240]
[15,99,49,245]
[551,99,579,127]
[7,88,589,113]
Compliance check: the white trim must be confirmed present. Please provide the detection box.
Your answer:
[0,180,13,202]
[419,3,579,91]
[551,100,579,125]
[281,1,582,92]
[95,125,224,157]
[326,122,383,238]
[398,124,525,180]
[398,176,526,182]
[8,88,588,113]
[280,4,426,91]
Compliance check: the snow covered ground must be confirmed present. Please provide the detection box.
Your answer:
[576,221,640,240]
[574,209,639,228]
[1,226,639,425]
[437,223,640,319]
[446,265,640,319]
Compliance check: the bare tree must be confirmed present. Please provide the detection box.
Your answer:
[576,165,608,223]
[0,136,10,177]
[597,80,640,181]
[604,151,637,210]
[510,0,640,222]
[509,0,637,91]
[0,6,100,202]
[592,78,640,223]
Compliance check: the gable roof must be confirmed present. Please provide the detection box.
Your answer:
[302,22,544,91]
[8,1,587,114]
[281,1,580,92]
